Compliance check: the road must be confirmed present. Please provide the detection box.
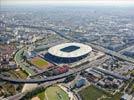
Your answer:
[1,24,133,99]
[14,47,36,75]
[6,78,65,100]
[0,55,108,83]
[118,45,134,54]
[52,29,134,64]
[5,23,133,64]
[86,43,134,64]
[1,27,133,83]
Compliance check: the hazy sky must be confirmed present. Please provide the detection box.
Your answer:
[1,0,134,6]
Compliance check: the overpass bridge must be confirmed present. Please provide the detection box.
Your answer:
[0,25,133,84]
[0,56,108,83]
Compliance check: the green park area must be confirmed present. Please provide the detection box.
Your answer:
[14,69,28,79]
[33,85,69,100]
[9,69,28,79]
[79,85,122,100]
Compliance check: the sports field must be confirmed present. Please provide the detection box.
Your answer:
[31,56,52,69]
[36,85,69,100]
[45,86,69,100]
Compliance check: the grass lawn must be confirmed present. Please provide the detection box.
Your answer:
[8,69,28,79]
[8,70,18,78]
[15,69,28,79]
[36,85,69,100]
[133,84,134,91]
[31,57,51,69]
[79,85,122,100]
[131,70,134,76]
[79,85,110,100]
[38,91,46,100]
[102,92,122,100]
[44,86,69,100]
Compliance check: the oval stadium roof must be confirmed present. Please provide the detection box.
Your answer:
[48,42,92,58]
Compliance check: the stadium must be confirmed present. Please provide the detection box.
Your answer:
[44,43,92,63]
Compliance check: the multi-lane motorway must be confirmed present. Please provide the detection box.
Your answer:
[52,29,134,64]
[0,55,108,83]
[0,27,134,83]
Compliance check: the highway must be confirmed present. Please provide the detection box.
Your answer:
[6,78,65,100]
[1,20,133,100]
[52,29,134,64]
[51,30,134,66]
[0,26,133,83]
[14,47,36,75]
[0,56,108,83]
[86,43,134,64]
[4,22,134,63]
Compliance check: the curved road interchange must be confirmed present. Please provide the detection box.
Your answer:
[0,28,134,83]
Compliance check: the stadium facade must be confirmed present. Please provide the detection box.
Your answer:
[44,43,92,63]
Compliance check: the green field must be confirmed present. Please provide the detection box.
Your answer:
[36,85,69,100]
[79,85,110,100]
[31,57,50,69]
[15,69,28,79]
[102,93,123,100]
[79,85,122,100]
[132,84,134,92]
[45,86,69,100]
[9,69,28,79]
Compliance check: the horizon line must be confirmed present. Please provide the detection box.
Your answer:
[1,0,134,6]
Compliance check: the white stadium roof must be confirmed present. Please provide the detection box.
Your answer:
[48,43,92,58]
